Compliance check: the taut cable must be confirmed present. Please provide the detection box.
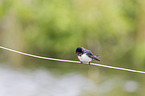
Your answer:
[0,45,145,74]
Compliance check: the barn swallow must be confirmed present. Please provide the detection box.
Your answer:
[75,47,100,65]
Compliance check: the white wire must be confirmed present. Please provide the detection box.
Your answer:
[0,45,145,74]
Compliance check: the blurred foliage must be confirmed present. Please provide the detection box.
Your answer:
[1,0,144,65]
[0,0,145,95]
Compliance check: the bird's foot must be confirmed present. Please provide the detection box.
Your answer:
[87,62,91,66]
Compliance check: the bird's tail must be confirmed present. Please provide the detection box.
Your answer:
[92,56,100,61]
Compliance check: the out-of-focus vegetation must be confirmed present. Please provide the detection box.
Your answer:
[0,0,145,96]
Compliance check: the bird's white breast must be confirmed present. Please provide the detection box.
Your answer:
[78,53,92,63]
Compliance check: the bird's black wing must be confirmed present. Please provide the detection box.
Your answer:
[86,50,100,61]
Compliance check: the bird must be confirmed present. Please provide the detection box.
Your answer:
[75,47,100,65]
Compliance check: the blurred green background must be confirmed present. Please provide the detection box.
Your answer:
[0,0,145,96]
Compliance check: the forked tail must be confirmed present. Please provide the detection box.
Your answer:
[92,56,100,61]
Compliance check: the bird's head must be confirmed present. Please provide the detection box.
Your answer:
[75,47,85,55]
